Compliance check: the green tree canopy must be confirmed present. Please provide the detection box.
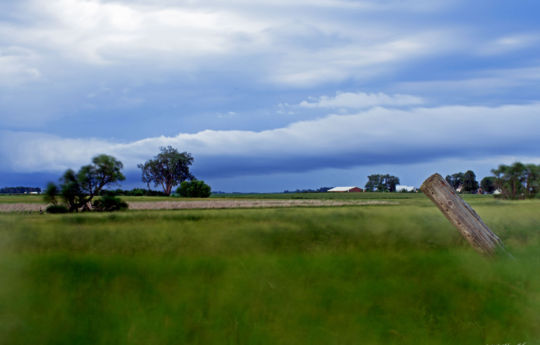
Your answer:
[177,180,211,198]
[138,146,194,196]
[445,172,464,190]
[491,162,540,199]
[44,154,125,212]
[462,170,479,193]
[480,176,496,194]
[364,174,400,192]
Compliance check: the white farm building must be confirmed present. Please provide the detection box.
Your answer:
[396,185,417,192]
[327,186,363,193]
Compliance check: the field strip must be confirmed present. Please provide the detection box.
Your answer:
[0,200,397,212]
[127,199,397,210]
[0,203,47,212]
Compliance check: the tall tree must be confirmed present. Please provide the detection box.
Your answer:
[525,163,540,198]
[43,182,59,205]
[462,170,479,193]
[138,146,194,196]
[480,176,496,194]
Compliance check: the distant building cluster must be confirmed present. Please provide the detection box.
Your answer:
[396,185,417,193]
[0,186,41,194]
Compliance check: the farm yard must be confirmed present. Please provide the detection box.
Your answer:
[0,192,539,345]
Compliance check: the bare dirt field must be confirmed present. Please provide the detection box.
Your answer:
[0,199,395,212]
[0,203,47,212]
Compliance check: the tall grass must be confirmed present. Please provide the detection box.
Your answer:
[0,198,539,344]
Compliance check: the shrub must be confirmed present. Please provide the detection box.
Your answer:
[129,188,145,196]
[177,180,211,198]
[92,194,128,212]
[43,182,59,205]
[46,205,69,214]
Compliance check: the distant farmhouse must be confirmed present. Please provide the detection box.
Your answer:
[328,186,363,193]
[396,185,417,192]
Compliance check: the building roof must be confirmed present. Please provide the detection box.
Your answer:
[396,185,416,192]
[328,186,360,192]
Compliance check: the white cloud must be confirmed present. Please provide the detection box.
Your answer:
[2,103,539,176]
[478,33,540,55]
[267,30,461,86]
[0,0,466,87]
[1,0,272,66]
[299,91,424,108]
[0,47,41,86]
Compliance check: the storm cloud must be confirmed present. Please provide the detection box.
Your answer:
[2,103,539,179]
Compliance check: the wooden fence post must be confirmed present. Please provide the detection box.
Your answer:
[420,173,504,255]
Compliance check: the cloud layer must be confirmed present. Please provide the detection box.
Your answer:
[2,103,539,179]
[0,0,462,88]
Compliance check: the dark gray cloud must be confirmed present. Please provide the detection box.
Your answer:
[2,104,539,180]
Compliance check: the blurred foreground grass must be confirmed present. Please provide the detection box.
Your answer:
[0,196,539,344]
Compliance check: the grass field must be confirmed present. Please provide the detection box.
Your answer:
[0,191,487,204]
[0,193,539,344]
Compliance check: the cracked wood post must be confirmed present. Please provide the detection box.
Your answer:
[421,173,504,255]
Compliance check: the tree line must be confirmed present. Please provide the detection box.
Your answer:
[44,146,211,213]
[284,187,333,193]
[490,162,539,199]
[445,170,481,193]
[445,163,540,199]
[33,152,540,213]
[283,162,539,199]
[0,186,41,194]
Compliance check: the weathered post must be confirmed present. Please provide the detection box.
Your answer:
[421,173,504,255]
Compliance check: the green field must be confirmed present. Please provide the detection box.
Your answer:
[0,194,539,344]
[0,194,45,204]
[0,191,479,204]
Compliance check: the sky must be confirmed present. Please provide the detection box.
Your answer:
[1,0,540,192]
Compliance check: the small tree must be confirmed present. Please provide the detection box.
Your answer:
[385,175,400,192]
[365,174,381,192]
[462,170,479,193]
[177,180,211,198]
[44,182,59,205]
[480,176,496,194]
[138,146,194,196]
[44,154,125,212]
[445,172,464,190]
[525,163,540,198]
[492,162,526,199]
[92,191,128,212]
[364,174,400,192]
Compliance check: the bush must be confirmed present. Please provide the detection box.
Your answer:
[46,205,69,214]
[92,194,128,212]
[129,188,145,196]
[177,180,211,198]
